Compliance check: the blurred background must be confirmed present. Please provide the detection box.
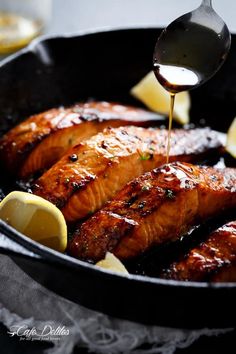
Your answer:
[0,0,235,57]
[49,0,236,35]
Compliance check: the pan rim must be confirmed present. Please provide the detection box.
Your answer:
[0,25,234,70]
[1,219,236,290]
[0,26,162,68]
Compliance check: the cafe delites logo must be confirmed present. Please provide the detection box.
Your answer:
[7,324,70,341]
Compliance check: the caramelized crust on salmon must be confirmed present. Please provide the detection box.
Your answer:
[33,127,222,222]
[163,221,236,282]
[0,101,160,177]
[68,162,236,262]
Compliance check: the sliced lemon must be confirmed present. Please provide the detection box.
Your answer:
[0,191,67,252]
[96,252,128,274]
[226,117,236,158]
[130,71,191,125]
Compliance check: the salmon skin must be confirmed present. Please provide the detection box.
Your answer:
[0,101,161,178]
[68,162,236,262]
[162,221,236,282]
[33,127,222,223]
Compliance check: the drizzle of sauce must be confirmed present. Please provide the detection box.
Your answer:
[153,63,200,163]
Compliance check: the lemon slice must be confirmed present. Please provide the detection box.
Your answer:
[0,191,67,252]
[226,117,236,158]
[130,71,191,125]
[96,252,128,274]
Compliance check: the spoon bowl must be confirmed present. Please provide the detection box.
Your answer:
[153,0,231,92]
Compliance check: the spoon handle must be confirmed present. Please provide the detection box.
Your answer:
[201,0,212,7]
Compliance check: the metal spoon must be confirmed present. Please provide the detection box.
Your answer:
[153,0,231,92]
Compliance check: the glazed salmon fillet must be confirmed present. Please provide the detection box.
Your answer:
[163,221,236,282]
[68,162,236,261]
[0,101,160,178]
[33,127,222,223]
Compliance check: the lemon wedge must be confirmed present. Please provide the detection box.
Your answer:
[96,252,128,274]
[226,117,236,158]
[0,191,67,252]
[130,71,191,125]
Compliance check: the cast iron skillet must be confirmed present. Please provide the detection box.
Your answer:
[0,28,236,329]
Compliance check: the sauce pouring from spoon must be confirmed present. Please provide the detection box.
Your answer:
[153,0,231,162]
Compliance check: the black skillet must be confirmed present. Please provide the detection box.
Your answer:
[0,28,236,329]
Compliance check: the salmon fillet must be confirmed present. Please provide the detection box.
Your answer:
[33,127,222,222]
[162,221,236,282]
[0,101,160,177]
[68,162,236,261]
